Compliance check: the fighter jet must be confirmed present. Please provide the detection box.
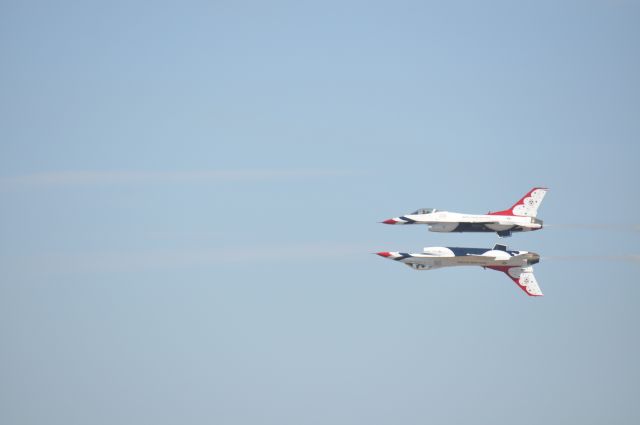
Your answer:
[381,187,548,237]
[377,244,543,296]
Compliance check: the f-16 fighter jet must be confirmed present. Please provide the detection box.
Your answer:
[382,187,548,237]
[377,244,543,296]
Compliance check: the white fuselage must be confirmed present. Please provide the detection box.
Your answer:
[388,211,543,233]
[376,246,543,296]
[379,246,540,271]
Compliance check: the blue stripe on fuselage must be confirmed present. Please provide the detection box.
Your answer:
[452,223,520,233]
[399,216,417,224]
[447,247,519,256]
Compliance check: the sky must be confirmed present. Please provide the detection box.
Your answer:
[1,1,639,424]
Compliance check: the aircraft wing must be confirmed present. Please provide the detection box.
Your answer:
[419,219,506,224]
[458,255,497,264]
[397,254,495,270]
[487,266,543,296]
[408,254,495,265]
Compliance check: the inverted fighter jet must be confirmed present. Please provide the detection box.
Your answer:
[377,244,543,296]
[382,187,548,237]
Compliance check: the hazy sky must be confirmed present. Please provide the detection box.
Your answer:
[1,1,639,424]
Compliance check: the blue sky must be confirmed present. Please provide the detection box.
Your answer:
[1,1,639,424]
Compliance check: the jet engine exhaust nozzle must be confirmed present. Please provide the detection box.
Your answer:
[527,252,541,265]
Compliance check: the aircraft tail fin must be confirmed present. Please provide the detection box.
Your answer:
[487,266,543,296]
[489,187,548,217]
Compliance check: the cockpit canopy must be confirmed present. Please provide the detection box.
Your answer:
[411,208,437,215]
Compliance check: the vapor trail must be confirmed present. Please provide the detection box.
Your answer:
[544,223,640,231]
[543,255,640,263]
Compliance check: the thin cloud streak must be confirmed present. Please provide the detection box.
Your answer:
[0,169,359,190]
[0,243,369,276]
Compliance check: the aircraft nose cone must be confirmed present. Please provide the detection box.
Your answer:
[377,252,392,258]
[382,219,397,224]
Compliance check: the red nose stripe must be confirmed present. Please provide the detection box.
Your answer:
[382,219,397,224]
[377,252,392,257]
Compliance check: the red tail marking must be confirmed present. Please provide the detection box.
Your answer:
[488,187,548,216]
[486,266,541,297]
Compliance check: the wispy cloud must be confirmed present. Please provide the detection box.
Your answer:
[0,243,370,276]
[0,169,358,190]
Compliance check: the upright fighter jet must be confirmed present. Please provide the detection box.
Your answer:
[382,187,548,237]
[377,244,543,296]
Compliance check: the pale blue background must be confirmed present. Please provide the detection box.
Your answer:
[1,1,639,424]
